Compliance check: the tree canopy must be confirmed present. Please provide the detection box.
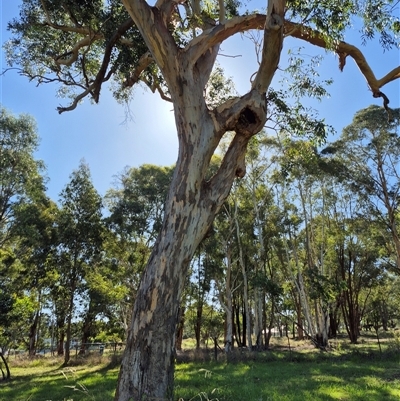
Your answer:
[0,105,46,247]
[4,0,399,114]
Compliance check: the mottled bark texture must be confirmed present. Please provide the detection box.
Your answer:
[115,0,285,399]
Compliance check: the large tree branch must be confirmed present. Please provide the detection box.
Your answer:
[122,0,178,73]
[378,67,400,88]
[57,84,95,114]
[92,17,135,102]
[185,14,265,65]
[124,52,154,88]
[42,22,90,35]
[55,33,102,67]
[155,0,186,25]
[206,133,251,206]
[252,0,285,93]
[284,20,400,119]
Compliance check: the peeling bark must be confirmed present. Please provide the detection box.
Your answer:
[115,1,285,399]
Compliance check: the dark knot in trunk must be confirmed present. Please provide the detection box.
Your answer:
[236,106,263,135]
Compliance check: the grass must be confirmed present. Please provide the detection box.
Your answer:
[175,355,400,400]
[1,336,400,401]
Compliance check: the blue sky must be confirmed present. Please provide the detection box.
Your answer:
[1,1,399,202]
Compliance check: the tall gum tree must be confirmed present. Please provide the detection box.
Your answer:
[3,0,400,399]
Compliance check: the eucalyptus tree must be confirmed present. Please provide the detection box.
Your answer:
[323,106,400,273]
[104,164,173,336]
[11,197,59,356]
[363,273,400,332]
[106,164,174,244]
[0,106,46,248]
[212,202,236,351]
[0,277,14,379]
[56,161,104,364]
[333,216,382,344]
[4,0,400,398]
[270,138,325,345]
[224,135,284,350]
[0,106,49,357]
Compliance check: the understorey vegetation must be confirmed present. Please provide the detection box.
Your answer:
[1,334,400,401]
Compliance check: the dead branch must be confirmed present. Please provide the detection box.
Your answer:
[284,20,400,119]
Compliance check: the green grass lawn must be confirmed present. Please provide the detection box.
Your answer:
[175,356,400,401]
[1,340,400,401]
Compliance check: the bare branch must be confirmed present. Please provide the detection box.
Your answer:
[284,21,400,102]
[145,79,173,103]
[252,0,285,93]
[219,0,226,23]
[55,33,102,67]
[185,14,265,65]
[124,52,154,88]
[57,85,95,114]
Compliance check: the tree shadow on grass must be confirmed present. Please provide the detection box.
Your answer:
[0,362,118,401]
[1,350,399,401]
[175,349,400,401]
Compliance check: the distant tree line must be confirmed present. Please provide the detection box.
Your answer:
[1,104,399,374]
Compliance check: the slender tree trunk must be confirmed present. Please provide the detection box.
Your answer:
[295,294,304,340]
[376,154,400,272]
[234,198,253,349]
[175,307,185,351]
[64,309,73,364]
[64,276,77,365]
[219,247,233,352]
[295,271,315,339]
[329,302,340,338]
[234,301,242,347]
[28,310,40,357]
[0,353,10,380]
[254,288,263,349]
[56,313,65,356]
[315,300,329,348]
[80,315,93,354]
[194,301,203,349]
[252,179,266,350]
[57,330,65,355]
[283,224,315,340]
[264,298,275,348]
